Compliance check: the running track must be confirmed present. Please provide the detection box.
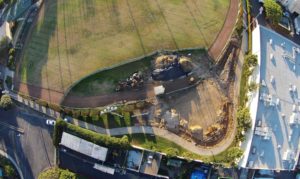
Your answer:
[15,0,239,106]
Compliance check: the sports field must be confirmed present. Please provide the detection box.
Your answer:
[20,0,229,92]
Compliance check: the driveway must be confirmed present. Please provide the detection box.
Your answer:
[0,105,55,179]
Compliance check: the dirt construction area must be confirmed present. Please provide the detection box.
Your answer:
[166,79,227,130]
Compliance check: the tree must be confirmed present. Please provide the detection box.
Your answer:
[38,167,78,179]
[59,170,76,179]
[4,164,15,177]
[264,0,283,24]
[0,94,12,109]
[237,107,252,131]
[226,147,244,164]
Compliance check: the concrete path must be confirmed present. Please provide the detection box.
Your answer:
[71,118,228,156]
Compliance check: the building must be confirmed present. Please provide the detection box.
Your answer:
[239,25,300,170]
[278,0,300,14]
[60,132,108,162]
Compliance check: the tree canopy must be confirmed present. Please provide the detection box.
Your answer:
[0,94,12,109]
[38,167,78,179]
[264,0,283,24]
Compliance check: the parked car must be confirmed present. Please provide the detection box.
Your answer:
[46,119,56,126]
[257,119,262,127]
[64,116,72,122]
[251,146,257,154]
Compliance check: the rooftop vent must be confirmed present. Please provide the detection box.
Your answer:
[269,39,273,45]
[270,53,274,60]
[270,75,275,84]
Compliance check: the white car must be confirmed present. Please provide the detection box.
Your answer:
[294,16,300,35]
[46,119,56,126]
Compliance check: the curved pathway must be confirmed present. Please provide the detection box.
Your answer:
[71,118,232,156]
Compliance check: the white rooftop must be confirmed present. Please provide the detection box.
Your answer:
[60,132,108,161]
[243,25,300,170]
[0,22,12,41]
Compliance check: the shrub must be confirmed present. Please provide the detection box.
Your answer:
[248,82,258,92]
[35,99,48,107]
[0,0,4,8]
[63,108,73,116]
[226,147,244,164]
[53,119,67,147]
[4,164,15,177]
[0,94,12,109]
[80,109,90,118]
[8,55,14,70]
[48,103,63,112]
[38,167,78,179]
[66,123,130,149]
[264,0,283,24]
[8,48,15,56]
[72,110,81,118]
[165,147,179,158]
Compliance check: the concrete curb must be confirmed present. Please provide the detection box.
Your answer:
[0,149,24,179]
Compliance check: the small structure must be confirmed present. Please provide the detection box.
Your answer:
[154,85,165,96]
[60,132,108,161]
[162,109,180,133]
[166,159,182,168]
[189,125,203,141]
[93,164,115,175]
[126,149,143,171]
[0,21,12,47]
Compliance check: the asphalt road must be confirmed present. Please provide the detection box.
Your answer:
[0,105,55,179]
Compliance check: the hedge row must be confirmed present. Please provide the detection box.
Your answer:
[53,119,130,149]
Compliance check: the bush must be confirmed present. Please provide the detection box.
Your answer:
[35,99,48,107]
[48,103,63,112]
[235,107,252,142]
[72,110,81,118]
[8,48,15,56]
[53,119,67,147]
[66,123,130,149]
[165,147,179,158]
[8,55,15,70]
[226,147,243,164]
[38,167,78,179]
[264,0,283,24]
[4,164,15,177]
[0,94,12,109]
[0,0,4,8]
[248,82,258,92]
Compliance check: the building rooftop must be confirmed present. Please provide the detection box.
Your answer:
[60,132,108,162]
[244,25,300,170]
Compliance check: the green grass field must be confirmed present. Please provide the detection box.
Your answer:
[20,0,229,93]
